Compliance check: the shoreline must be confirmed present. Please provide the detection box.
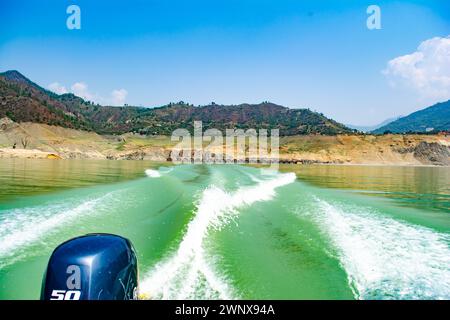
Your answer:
[1,121,449,166]
[1,148,448,168]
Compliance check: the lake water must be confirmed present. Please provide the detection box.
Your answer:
[0,159,449,299]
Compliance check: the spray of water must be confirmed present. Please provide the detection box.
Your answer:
[145,169,162,178]
[0,191,122,268]
[312,198,450,299]
[140,172,296,299]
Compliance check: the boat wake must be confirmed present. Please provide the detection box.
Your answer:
[0,191,122,268]
[140,172,296,299]
[145,169,162,178]
[312,198,450,299]
[145,167,174,178]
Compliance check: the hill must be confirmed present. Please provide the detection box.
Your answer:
[0,70,353,136]
[145,102,352,135]
[0,70,92,130]
[373,101,450,134]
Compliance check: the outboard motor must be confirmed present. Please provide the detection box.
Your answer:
[41,234,138,300]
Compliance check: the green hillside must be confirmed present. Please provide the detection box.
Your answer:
[373,101,450,133]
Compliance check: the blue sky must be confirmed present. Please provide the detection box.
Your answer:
[0,0,449,125]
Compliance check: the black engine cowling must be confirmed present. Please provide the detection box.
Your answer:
[41,234,138,300]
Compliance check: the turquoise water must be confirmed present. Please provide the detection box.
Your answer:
[0,159,449,299]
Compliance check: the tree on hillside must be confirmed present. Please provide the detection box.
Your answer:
[21,136,29,149]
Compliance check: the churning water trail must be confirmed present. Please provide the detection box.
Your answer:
[0,191,122,268]
[312,198,450,300]
[1,162,448,300]
[145,169,162,178]
[140,171,297,299]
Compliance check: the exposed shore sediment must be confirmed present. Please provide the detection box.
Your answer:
[0,120,449,166]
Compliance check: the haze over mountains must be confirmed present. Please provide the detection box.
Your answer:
[346,117,401,133]
[0,70,449,136]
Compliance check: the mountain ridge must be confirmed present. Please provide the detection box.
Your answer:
[0,70,353,136]
[373,101,450,133]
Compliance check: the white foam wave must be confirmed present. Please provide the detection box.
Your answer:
[0,191,120,268]
[145,169,162,178]
[312,198,450,299]
[140,172,296,299]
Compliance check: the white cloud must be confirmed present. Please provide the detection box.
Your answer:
[70,82,94,101]
[383,35,450,104]
[48,81,128,105]
[111,89,128,105]
[48,82,68,95]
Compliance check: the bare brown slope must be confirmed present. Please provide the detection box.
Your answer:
[279,134,450,166]
[1,118,448,165]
